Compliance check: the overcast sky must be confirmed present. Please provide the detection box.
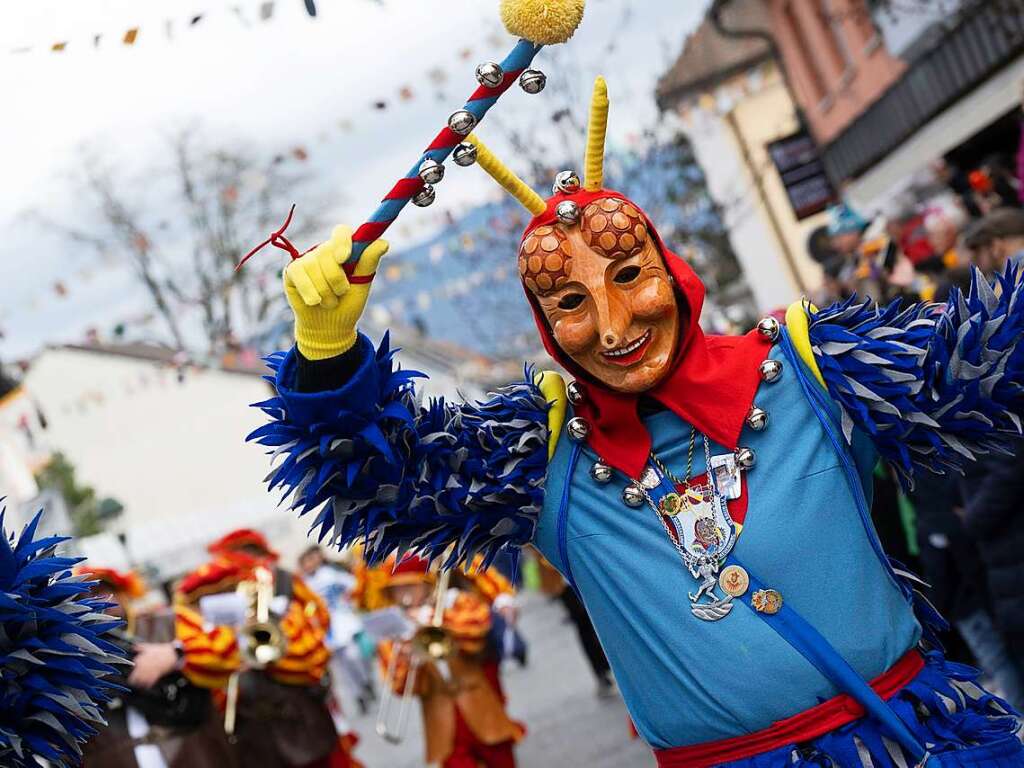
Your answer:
[1,0,710,359]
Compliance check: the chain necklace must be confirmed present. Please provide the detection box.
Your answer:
[640,431,728,570]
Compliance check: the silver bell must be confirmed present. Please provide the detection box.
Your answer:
[622,483,645,508]
[452,142,478,167]
[555,200,580,226]
[412,184,436,208]
[590,461,613,484]
[519,69,547,94]
[475,61,504,89]
[566,381,584,405]
[448,110,477,136]
[418,158,445,185]
[553,170,581,195]
[735,447,756,470]
[746,406,768,431]
[759,359,783,383]
[567,417,589,442]
[756,316,781,342]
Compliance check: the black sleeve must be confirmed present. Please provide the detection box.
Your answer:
[294,343,366,394]
[961,450,1024,539]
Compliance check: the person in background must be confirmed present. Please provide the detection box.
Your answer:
[451,554,529,669]
[963,218,997,277]
[983,207,1024,270]
[299,544,378,715]
[175,529,362,768]
[534,551,615,699]
[372,555,524,768]
[78,566,238,768]
[958,451,1024,711]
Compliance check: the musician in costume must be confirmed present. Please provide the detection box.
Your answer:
[174,528,362,768]
[77,566,238,768]
[370,555,524,768]
[243,3,1024,764]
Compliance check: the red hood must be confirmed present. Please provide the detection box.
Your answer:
[522,188,771,478]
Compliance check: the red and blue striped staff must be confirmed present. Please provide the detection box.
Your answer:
[346,38,543,264]
[239,1,585,271]
[343,0,587,265]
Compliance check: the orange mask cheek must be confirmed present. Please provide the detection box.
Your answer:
[551,313,597,357]
[630,277,676,320]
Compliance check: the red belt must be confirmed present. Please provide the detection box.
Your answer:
[655,650,924,768]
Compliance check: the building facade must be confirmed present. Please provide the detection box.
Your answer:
[757,0,1024,211]
[657,0,828,313]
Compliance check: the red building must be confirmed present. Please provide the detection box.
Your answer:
[765,0,905,144]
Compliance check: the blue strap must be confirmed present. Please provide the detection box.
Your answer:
[732,554,928,762]
[555,442,583,594]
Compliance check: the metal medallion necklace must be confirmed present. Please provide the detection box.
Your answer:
[638,429,740,621]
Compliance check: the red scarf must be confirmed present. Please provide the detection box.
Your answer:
[523,190,771,479]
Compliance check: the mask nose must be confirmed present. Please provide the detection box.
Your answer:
[595,293,629,351]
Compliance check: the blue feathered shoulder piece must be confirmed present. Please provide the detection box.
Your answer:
[806,264,1024,484]
[0,509,128,767]
[249,334,550,569]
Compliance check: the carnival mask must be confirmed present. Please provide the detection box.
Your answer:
[520,197,680,393]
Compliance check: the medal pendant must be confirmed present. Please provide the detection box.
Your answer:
[665,488,738,622]
[659,492,683,517]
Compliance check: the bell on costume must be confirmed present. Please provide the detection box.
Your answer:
[756,316,781,342]
[622,483,645,508]
[759,359,783,383]
[590,461,613,484]
[553,170,581,195]
[567,417,589,442]
[735,447,756,470]
[556,200,581,226]
[746,406,768,431]
[567,381,585,405]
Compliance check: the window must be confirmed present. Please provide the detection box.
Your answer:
[782,1,827,103]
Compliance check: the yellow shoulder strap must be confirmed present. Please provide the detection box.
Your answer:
[534,370,568,460]
[784,300,825,389]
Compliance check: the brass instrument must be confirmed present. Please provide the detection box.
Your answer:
[225,566,287,737]
[375,568,453,745]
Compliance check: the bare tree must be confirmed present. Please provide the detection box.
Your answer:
[42,126,332,355]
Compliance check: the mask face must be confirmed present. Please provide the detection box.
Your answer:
[521,198,680,393]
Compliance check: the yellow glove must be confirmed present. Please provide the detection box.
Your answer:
[283,226,389,360]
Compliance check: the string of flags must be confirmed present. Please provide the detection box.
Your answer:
[7,0,386,55]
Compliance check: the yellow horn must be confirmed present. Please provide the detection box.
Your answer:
[466,134,547,216]
[584,76,609,192]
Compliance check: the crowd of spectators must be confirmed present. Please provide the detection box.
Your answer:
[805,136,1024,712]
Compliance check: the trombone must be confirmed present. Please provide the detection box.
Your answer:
[224,565,287,737]
[375,567,453,745]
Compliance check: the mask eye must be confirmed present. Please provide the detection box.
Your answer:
[614,265,641,284]
[558,293,586,310]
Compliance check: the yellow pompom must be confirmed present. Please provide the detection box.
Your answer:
[500,0,585,45]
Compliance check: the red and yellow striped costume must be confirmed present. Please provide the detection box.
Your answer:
[173,559,331,689]
[371,555,523,768]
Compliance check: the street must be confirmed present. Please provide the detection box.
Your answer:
[350,592,656,768]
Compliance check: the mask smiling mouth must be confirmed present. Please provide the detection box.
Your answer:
[600,329,653,366]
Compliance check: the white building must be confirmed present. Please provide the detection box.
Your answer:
[20,331,492,582]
